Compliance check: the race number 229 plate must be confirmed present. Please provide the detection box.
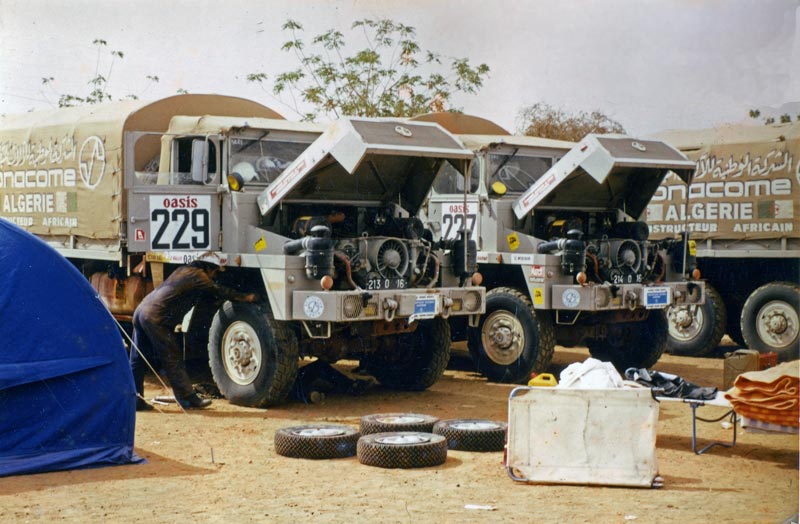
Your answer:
[149,195,211,250]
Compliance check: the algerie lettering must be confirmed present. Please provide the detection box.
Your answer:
[3,192,55,213]
[660,202,753,221]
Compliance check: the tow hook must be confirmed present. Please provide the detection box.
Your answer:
[625,290,639,311]
[441,297,453,319]
[383,298,398,322]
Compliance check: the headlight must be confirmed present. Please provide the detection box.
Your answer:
[463,290,482,312]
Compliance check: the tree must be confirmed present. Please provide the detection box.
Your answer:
[41,39,161,108]
[748,108,795,125]
[515,102,626,142]
[247,19,490,120]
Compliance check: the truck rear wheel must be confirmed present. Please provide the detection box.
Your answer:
[468,287,555,383]
[741,282,800,360]
[665,284,726,356]
[587,312,667,371]
[209,302,298,407]
[362,317,450,391]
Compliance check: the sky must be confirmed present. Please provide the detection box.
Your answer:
[0,0,797,136]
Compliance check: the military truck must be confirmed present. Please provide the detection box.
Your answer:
[416,116,704,382]
[649,122,799,361]
[0,95,485,406]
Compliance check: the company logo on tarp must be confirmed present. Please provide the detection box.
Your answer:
[79,136,106,189]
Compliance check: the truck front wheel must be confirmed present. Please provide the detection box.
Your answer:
[665,284,726,356]
[588,312,667,371]
[468,287,555,383]
[208,302,298,407]
[362,317,451,391]
[741,282,800,360]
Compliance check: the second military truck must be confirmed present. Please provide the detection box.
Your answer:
[419,119,704,382]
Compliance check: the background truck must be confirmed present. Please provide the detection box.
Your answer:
[649,122,799,361]
[415,115,704,382]
[0,94,485,407]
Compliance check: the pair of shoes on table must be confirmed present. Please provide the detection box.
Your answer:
[178,393,212,409]
[136,399,154,412]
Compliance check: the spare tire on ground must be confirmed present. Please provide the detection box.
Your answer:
[357,432,447,469]
[359,413,439,435]
[433,419,507,452]
[274,424,360,459]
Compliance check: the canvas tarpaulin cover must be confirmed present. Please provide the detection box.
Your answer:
[0,218,141,476]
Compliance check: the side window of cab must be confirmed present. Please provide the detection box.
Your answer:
[432,161,480,194]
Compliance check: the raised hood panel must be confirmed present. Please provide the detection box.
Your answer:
[513,135,695,219]
[258,118,472,216]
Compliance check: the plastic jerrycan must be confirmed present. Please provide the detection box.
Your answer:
[528,373,557,387]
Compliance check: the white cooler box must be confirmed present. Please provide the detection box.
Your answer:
[506,386,661,488]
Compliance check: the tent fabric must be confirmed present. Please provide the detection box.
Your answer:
[0,219,142,477]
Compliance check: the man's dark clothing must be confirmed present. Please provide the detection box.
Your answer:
[130,265,249,402]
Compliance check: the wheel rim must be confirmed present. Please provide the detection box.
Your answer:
[667,305,704,342]
[292,428,346,437]
[376,435,430,445]
[451,422,500,431]
[755,300,799,350]
[222,321,262,385]
[481,310,525,365]
[376,415,426,424]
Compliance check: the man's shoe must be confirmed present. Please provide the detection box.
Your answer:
[136,399,154,411]
[178,393,212,409]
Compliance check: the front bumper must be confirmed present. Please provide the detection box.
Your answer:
[551,281,704,311]
[292,286,486,322]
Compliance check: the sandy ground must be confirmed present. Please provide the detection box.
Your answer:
[1,343,797,524]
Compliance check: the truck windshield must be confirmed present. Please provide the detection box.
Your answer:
[487,153,552,193]
[229,138,310,185]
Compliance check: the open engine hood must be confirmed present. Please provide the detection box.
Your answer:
[512,135,696,219]
[258,118,472,216]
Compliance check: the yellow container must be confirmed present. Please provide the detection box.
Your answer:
[528,373,558,387]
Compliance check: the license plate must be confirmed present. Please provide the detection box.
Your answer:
[410,295,438,322]
[366,277,406,290]
[644,287,671,309]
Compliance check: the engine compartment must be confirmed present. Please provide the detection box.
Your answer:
[280,204,454,291]
[533,209,667,285]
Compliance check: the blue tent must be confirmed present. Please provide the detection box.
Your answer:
[0,219,141,476]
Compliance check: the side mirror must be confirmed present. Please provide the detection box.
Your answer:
[191,140,209,183]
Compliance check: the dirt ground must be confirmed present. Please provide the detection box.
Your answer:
[1,341,797,524]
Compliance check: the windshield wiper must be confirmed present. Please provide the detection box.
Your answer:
[235,130,270,153]
[488,147,520,182]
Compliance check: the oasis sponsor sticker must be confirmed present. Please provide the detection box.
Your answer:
[149,195,211,250]
[441,201,478,241]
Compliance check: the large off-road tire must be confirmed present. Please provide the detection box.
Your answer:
[432,419,507,452]
[587,312,668,371]
[360,413,439,435]
[665,284,727,356]
[361,318,450,391]
[357,432,448,469]
[209,302,298,407]
[741,282,800,360]
[274,424,360,459]
[468,287,555,383]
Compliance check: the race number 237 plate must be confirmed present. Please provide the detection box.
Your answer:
[149,195,211,250]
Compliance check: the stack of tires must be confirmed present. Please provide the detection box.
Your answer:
[274,413,507,469]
